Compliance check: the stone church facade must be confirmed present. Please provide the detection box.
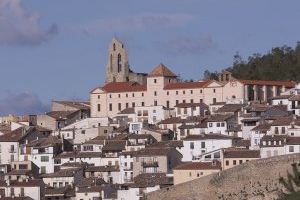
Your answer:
[105,37,147,85]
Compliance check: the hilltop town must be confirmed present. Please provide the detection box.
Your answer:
[0,38,300,200]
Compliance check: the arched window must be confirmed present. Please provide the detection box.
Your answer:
[113,43,116,51]
[110,54,113,72]
[117,53,122,72]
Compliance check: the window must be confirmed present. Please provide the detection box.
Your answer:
[141,102,145,106]
[176,100,179,105]
[289,146,294,152]
[275,127,279,134]
[41,156,49,162]
[183,90,185,94]
[217,123,220,127]
[166,101,170,108]
[282,127,286,134]
[239,160,243,164]
[197,173,200,177]
[118,103,121,111]
[41,166,46,174]
[190,142,194,150]
[59,182,63,187]
[154,101,157,106]
[209,123,213,127]
[109,103,112,111]
[176,91,179,95]
[200,89,203,93]
[200,99,203,103]
[184,108,187,114]
[81,130,85,134]
[10,188,14,196]
[190,90,193,94]
[213,89,216,93]
[118,94,121,98]
[213,98,216,104]
[98,95,100,99]
[132,93,135,97]
[225,160,229,166]
[190,99,194,103]
[183,100,186,103]
[126,94,128,97]
[201,142,205,148]
[154,91,157,96]
[97,104,101,112]
[189,172,192,177]
[142,93,144,97]
[167,91,169,95]
[221,122,225,127]
[10,154,14,162]
[233,160,237,165]
[126,103,129,108]
[53,182,57,188]
[154,79,157,83]
[20,188,24,196]
[132,102,135,107]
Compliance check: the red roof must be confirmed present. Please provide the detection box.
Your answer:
[174,161,221,170]
[148,63,177,77]
[164,81,211,90]
[101,82,146,93]
[239,80,295,87]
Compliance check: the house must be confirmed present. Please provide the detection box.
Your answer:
[0,179,45,200]
[207,114,236,135]
[173,161,221,185]
[132,147,182,177]
[180,134,235,161]
[85,165,120,184]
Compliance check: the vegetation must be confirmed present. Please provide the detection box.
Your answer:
[204,42,300,81]
[278,163,300,200]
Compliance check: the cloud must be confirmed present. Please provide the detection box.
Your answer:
[0,0,58,46]
[0,92,49,116]
[80,13,194,35]
[158,35,215,55]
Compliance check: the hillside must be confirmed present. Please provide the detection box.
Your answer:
[204,42,300,82]
[146,153,300,200]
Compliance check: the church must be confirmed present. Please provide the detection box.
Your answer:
[105,37,147,85]
[90,38,295,118]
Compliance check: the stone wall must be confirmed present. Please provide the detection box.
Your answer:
[147,153,300,200]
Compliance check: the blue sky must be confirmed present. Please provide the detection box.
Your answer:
[1,0,300,115]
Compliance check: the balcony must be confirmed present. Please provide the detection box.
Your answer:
[142,161,158,168]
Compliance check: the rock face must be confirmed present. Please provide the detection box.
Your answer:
[147,153,300,200]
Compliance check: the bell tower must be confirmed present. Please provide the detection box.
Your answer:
[105,37,130,83]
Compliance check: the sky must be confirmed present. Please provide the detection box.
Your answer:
[1,0,300,115]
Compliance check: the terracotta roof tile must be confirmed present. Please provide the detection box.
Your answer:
[223,149,260,158]
[101,82,146,93]
[239,79,295,87]
[148,63,177,77]
[174,161,221,170]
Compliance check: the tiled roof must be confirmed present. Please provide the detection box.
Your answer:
[136,147,175,156]
[45,185,74,197]
[0,127,29,142]
[148,141,183,148]
[47,111,78,120]
[271,117,293,126]
[234,139,250,147]
[133,173,171,188]
[158,117,184,125]
[216,104,244,113]
[118,107,135,114]
[164,81,211,90]
[148,63,177,77]
[56,151,102,159]
[251,123,271,132]
[85,165,119,172]
[270,95,293,100]
[223,148,260,158]
[183,133,234,141]
[102,140,126,151]
[41,168,81,178]
[239,79,295,87]
[53,100,90,110]
[174,161,221,170]
[6,170,32,176]
[286,137,300,145]
[101,82,146,93]
[207,114,233,122]
[0,179,44,187]
[175,102,208,108]
[289,94,300,101]
[27,136,61,148]
[76,177,107,188]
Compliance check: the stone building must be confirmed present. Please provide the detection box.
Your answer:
[105,37,147,85]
